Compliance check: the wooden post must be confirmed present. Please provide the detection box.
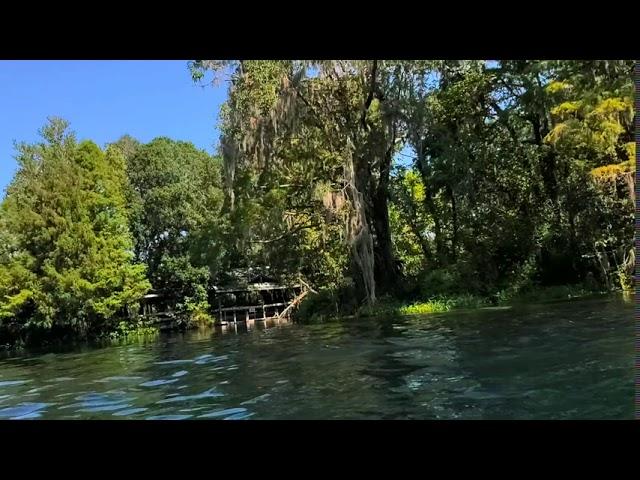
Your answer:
[233,310,237,323]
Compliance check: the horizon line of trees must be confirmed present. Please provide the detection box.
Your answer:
[0,59,635,345]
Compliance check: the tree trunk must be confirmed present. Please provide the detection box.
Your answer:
[371,140,402,293]
[447,184,458,262]
[424,188,446,266]
[346,145,376,306]
[408,215,432,263]
[415,148,447,267]
[372,182,401,293]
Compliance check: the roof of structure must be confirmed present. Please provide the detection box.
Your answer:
[212,267,289,293]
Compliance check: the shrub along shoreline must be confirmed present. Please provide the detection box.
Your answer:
[294,284,620,323]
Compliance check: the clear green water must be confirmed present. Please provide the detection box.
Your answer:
[0,296,634,419]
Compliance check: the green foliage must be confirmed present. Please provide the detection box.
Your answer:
[390,294,487,316]
[418,268,462,296]
[390,168,430,277]
[296,276,360,322]
[1,60,634,346]
[192,58,633,312]
[495,284,596,305]
[126,138,224,311]
[356,293,488,318]
[398,300,451,315]
[109,319,159,339]
[617,269,634,292]
[0,119,151,342]
[182,283,214,326]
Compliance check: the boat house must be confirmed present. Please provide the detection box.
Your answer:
[211,270,305,324]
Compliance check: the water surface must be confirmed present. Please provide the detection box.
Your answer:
[0,296,633,419]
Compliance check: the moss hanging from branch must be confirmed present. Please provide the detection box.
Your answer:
[343,140,376,305]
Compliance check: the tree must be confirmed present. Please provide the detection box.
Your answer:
[125,137,224,313]
[191,60,413,305]
[191,59,635,307]
[0,118,150,341]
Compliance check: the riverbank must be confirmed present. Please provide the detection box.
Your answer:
[0,313,216,354]
[295,284,622,323]
[0,284,627,352]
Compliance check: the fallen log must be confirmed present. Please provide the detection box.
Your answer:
[276,288,309,319]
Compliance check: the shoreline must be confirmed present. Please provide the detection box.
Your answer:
[0,289,629,355]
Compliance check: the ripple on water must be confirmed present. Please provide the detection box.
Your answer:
[12,412,43,419]
[56,392,135,413]
[223,411,255,420]
[78,403,132,413]
[0,402,50,419]
[0,380,31,387]
[198,407,248,419]
[154,360,193,366]
[0,298,630,420]
[179,406,209,413]
[140,378,180,387]
[27,386,54,394]
[461,388,503,401]
[195,354,229,365]
[54,392,78,399]
[95,376,143,383]
[241,393,271,405]
[112,407,148,417]
[146,414,193,420]
[157,388,224,404]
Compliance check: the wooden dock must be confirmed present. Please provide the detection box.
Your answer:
[137,271,309,330]
[210,271,307,326]
[214,316,292,334]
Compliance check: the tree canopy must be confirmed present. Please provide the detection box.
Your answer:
[0,119,150,342]
[0,60,634,345]
[189,59,634,307]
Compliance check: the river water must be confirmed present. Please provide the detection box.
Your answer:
[0,296,634,419]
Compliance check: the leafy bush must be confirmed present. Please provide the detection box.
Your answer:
[109,319,158,339]
[418,268,462,297]
[398,300,451,315]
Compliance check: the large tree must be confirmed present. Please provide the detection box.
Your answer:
[125,137,224,312]
[192,59,634,303]
[191,60,414,304]
[0,118,150,340]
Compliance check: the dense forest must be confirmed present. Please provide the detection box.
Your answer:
[0,60,635,345]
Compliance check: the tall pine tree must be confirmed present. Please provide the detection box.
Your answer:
[0,118,150,340]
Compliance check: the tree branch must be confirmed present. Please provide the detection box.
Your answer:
[361,60,378,131]
[249,223,319,244]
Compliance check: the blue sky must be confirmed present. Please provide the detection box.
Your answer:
[0,60,227,196]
